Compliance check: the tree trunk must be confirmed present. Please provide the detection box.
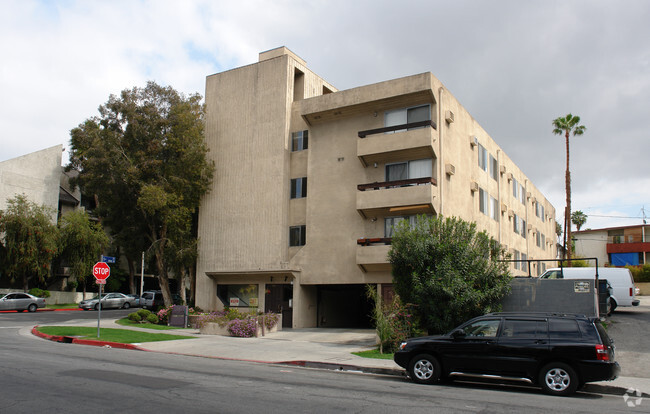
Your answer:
[152,223,173,308]
[179,268,187,305]
[189,262,196,306]
[127,256,136,294]
[565,131,572,263]
[23,274,28,293]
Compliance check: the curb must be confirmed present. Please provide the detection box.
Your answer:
[31,326,144,350]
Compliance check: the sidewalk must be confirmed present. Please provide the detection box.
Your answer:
[32,317,650,398]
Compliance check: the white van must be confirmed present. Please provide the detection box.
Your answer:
[540,267,640,311]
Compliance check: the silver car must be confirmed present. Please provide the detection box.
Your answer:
[79,292,137,310]
[0,292,46,312]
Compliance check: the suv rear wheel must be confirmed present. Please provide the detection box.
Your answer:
[408,354,442,384]
[539,362,578,396]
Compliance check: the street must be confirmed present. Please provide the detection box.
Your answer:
[0,309,647,413]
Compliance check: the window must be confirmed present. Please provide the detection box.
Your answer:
[463,319,500,338]
[479,188,488,215]
[536,230,541,247]
[501,319,547,339]
[385,216,418,237]
[289,225,306,246]
[520,183,526,204]
[521,253,528,272]
[521,217,527,239]
[541,233,545,249]
[385,159,432,182]
[291,130,308,151]
[490,196,499,221]
[512,177,519,199]
[549,319,581,339]
[290,177,307,199]
[478,143,488,172]
[217,284,259,308]
[489,154,498,180]
[513,213,520,234]
[514,250,520,270]
[384,105,430,133]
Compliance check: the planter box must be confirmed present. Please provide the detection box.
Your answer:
[198,313,282,337]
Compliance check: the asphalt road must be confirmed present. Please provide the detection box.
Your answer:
[606,303,650,378]
[0,309,645,413]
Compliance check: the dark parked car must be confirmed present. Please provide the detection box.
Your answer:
[394,312,620,396]
[141,290,182,310]
[0,292,46,312]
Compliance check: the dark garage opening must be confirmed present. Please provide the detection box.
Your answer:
[317,284,373,328]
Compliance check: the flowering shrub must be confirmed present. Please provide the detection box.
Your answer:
[195,308,281,337]
[227,318,259,337]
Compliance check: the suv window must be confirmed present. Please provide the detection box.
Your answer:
[463,319,500,338]
[501,319,547,338]
[548,319,581,339]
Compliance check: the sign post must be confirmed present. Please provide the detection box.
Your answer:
[93,262,110,338]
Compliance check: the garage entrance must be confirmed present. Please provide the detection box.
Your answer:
[317,285,373,328]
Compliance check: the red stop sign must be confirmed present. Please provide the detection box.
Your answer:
[93,262,110,281]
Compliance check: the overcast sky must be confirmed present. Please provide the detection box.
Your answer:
[1,0,648,231]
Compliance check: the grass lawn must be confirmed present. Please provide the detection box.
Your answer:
[115,318,191,331]
[36,326,195,343]
[352,349,394,360]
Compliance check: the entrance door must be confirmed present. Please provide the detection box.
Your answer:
[265,284,293,328]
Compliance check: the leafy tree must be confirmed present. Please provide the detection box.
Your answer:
[68,81,214,306]
[0,195,59,291]
[552,114,586,263]
[571,210,587,231]
[389,215,511,334]
[555,220,563,243]
[58,209,110,295]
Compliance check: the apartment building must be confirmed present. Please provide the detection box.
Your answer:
[195,47,556,328]
[574,224,650,266]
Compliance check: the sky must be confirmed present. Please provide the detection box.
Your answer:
[1,0,649,231]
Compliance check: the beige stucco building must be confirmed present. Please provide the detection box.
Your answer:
[196,47,556,328]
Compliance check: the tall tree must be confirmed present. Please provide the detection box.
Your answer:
[388,215,511,334]
[552,114,586,264]
[0,195,59,291]
[58,209,110,295]
[68,81,214,307]
[571,210,588,232]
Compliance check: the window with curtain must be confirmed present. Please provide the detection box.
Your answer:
[490,196,499,221]
[385,105,430,133]
[478,144,488,172]
[386,159,432,182]
[479,188,488,215]
[489,155,498,180]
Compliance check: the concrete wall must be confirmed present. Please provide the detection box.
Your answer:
[0,289,93,304]
[502,278,598,316]
[0,145,62,223]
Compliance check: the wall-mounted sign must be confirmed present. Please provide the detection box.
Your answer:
[249,298,258,307]
[230,298,240,307]
[574,281,591,293]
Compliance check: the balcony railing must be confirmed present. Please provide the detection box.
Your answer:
[357,237,392,246]
[609,235,649,244]
[358,120,437,138]
[357,177,437,191]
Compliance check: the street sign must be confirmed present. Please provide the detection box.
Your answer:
[101,255,116,264]
[93,262,110,281]
[95,279,106,285]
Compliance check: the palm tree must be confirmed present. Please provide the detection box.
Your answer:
[553,114,586,263]
[571,210,587,231]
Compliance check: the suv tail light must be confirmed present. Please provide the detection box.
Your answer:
[596,344,610,361]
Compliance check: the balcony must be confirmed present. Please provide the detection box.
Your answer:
[356,238,392,272]
[356,177,437,218]
[607,235,650,254]
[357,120,437,167]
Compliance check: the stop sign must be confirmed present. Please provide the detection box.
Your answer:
[93,262,110,281]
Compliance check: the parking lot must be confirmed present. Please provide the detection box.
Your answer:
[606,297,650,378]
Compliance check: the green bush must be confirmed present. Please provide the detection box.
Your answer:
[628,264,650,283]
[146,314,159,324]
[128,312,142,322]
[28,288,50,298]
[137,309,152,318]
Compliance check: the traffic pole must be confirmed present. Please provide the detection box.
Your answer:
[97,283,102,338]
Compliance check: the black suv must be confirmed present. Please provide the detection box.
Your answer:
[394,312,620,396]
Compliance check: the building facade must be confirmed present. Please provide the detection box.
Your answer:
[574,224,650,267]
[196,47,556,328]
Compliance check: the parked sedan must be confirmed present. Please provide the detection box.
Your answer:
[0,292,46,312]
[79,292,137,310]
